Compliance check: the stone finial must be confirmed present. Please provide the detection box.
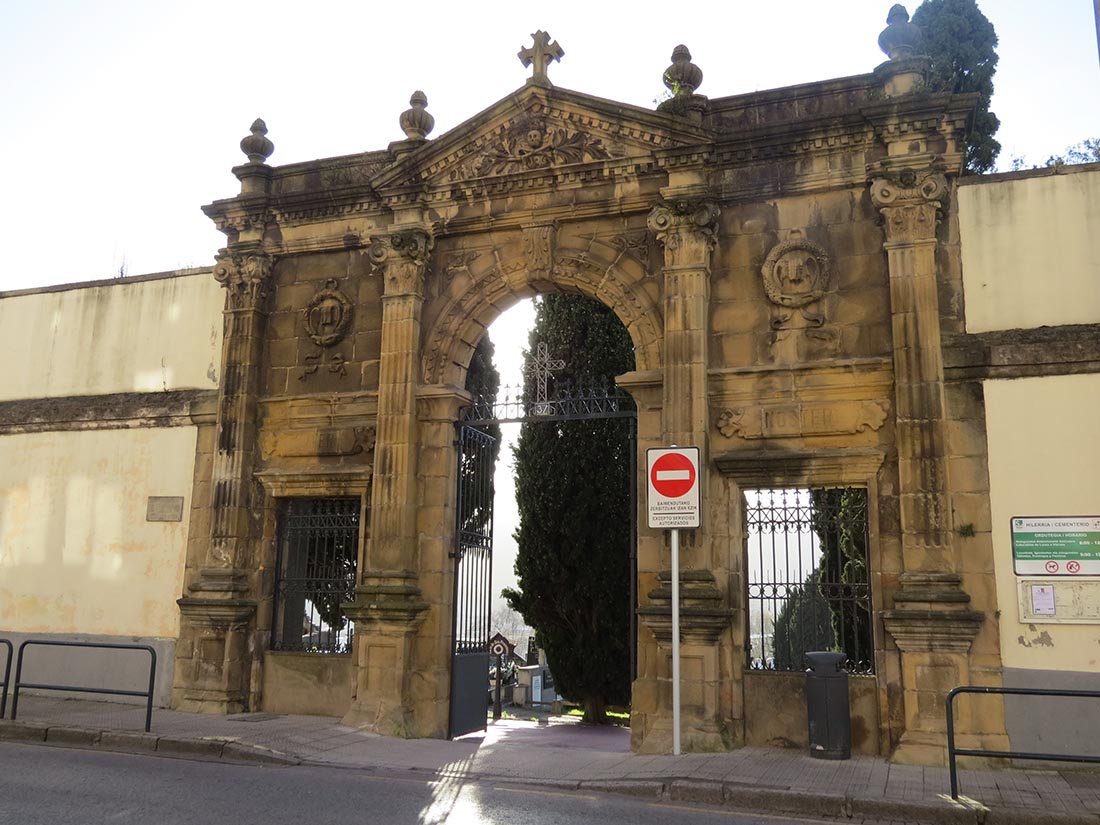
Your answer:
[399,91,435,141]
[239,118,274,164]
[518,31,563,88]
[878,4,924,60]
[663,45,703,96]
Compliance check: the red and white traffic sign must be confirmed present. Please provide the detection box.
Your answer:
[647,446,701,529]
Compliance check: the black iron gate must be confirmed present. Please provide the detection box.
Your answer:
[449,423,496,738]
[448,383,637,739]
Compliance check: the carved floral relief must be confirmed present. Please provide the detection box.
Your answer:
[453,116,610,179]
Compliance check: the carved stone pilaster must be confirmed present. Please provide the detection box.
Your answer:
[204,249,275,572]
[871,166,994,762]
[338,227,434,735]
[364,228,432,574]
[647,198,718,448]
[870,168,953,567]
[173,247,273,714]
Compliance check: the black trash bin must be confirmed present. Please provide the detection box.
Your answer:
[805,651,851,760]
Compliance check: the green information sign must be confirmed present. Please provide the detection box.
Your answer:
[1011,516,1100,576]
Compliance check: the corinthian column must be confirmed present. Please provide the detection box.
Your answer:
[173,246,273,713]
[871,166,986,763]
[647,199,718,448]
[342,228,432,735]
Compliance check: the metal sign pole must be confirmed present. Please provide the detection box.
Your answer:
[671,526,681,756]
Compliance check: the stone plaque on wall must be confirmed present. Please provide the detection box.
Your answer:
[146,496,185,522]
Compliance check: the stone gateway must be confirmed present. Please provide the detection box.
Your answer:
[4,9,1100,766]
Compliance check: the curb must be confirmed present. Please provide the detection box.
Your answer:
[544,775,1100,825]
[3,721,1099,824]
[0,720,299,766]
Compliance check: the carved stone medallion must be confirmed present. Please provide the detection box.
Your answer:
[760,237,837,363]
[761,238,830,308]
[304,279,354,346]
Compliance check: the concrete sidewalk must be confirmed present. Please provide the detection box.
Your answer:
[2,696,1099,825]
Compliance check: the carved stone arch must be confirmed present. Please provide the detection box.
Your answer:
[421,243,662,387]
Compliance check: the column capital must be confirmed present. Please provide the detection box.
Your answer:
[647,197,719,256]
[370,229,434,298]
[212,248,275,310]
[869,167,948,244]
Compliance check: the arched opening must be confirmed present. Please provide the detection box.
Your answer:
[448,293,637,751]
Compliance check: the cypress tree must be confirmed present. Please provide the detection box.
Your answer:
[503,294,634,723]
[912,0,1001,174]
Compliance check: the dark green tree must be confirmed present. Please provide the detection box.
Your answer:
[771,570,836,671]
[503,294,634,723]
[912,0,1001,174]
[811,488,874,671]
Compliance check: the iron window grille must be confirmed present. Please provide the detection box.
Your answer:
[744,487,874,674]
[271,498,360,654]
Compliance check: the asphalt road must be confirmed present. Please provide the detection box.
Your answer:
[0,742,907,825]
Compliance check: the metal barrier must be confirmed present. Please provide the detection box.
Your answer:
[947,685,1100,800]
[0,639,12,718]
[10,640,157,733]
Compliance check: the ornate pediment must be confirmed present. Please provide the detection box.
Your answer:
[369,86,712,193]
[452,115,611,180]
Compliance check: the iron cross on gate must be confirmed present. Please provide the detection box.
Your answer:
[518,31,563,88]
[528,342,564,416]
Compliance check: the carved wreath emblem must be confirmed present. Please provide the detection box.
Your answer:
[304,279,353,346]
[458,116,610,178]
[760,239,831,308]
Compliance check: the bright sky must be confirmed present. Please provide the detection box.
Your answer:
[2,1,1096,291]
[2,1,1096,609]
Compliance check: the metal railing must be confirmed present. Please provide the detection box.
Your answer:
[9,640,157,732]
[0,639,12,718]
[947,685,1100,800]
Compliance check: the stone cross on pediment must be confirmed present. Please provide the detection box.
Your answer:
[527,342,565,415]
[518,31,563,88]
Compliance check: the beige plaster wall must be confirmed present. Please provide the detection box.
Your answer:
[959,167,1100,333]
[0,426,196,639]
[984,374,1100,673]
[0,271,223,401]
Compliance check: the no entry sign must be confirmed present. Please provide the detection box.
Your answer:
[647,447,701,529]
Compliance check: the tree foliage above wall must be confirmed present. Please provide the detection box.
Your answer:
[913,0,1001,174]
